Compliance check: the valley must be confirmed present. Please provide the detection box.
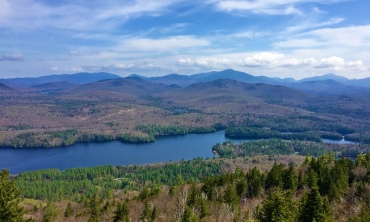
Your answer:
[1,70,370,150]
[1,70,370,222]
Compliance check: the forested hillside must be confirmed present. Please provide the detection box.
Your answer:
[2,153,370,221]
[1,77,370,148]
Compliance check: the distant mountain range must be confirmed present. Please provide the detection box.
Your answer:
[130,69,295,87]
[30,81,77,92]
[0,69,369,95]
[297,73,349,83]
[0,72,121,87]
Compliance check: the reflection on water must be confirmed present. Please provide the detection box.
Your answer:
[322,138,358,145]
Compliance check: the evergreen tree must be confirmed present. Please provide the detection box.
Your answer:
[86,194,102,222]
[297,169,306,190]
[180,206,199,222]
[328,183,341,201]
[236,180,248,198]
[299,187,326,222]
[113,201,130,222]
[42,202,59,222]
[246,167,263,198]
[331,164,349,197]
[0,169,26,222]
[265,163,284,189]
[318,167,332,196]
[187,183,200,207]
[64,202,74,219]
[139,187,150,201]
[257,189,297,222]
[306,169,318,188]
[199,197,210,219]
[140,201,152,222]
[224,185,239,207]
[283,163,298,191]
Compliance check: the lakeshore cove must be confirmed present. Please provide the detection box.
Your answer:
[0,131,356,174]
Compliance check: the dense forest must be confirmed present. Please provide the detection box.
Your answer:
[0,125,217,148]
[3,153,370,221]
[213,139,370,158]
[15,158,222,201]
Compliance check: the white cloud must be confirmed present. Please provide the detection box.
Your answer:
[0,0,183,31]
[51,67,58,71]
[120,36,210,51]
[69,50,79,56]
[177,53,368,71]
[238,52,284,67]
[0,53,23,61]
[306,25,370,47]
[276,25,370,48]
[315,56,366,70]
[69,67,84,72]
[230,31,267,38]
[178,58,232,67]
[285,17,345,33]
[209,0,343,15]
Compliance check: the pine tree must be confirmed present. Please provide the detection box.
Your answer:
[318,167,332,196]
[299,187,326,222]
[199,196,210,219]
[224,185,239,207]
[0,169,26,222]
[328,183,341,201]
[140,201,152,222]
[42,202,59,222]
[64,202,74,219]
[87,194,102,222]
[304,154,311,165]
[113,201,130,222]
[180,206,199,222]
[236,180,248,198]
[139,187,150,201]
[257,189,297,222]
[283,163,298,191]
[331,164,349,197]
[187,183,199,206]
[265,163,284,189]
[306,169,318,188]
[297,170,305,190]
[246,167,262,198]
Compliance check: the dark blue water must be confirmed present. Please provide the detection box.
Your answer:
[0,131,251,174]
[0,130,357,174]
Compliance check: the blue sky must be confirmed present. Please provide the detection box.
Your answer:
[1,0,370,79]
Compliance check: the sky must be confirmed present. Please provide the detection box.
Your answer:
[1,0,370,80]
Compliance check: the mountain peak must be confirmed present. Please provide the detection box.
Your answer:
[298,73,349,83]
[127,74,148,79]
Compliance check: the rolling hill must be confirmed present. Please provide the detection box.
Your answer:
[0,82,12,90]
[297,73,349,83]
[145,69,296,87]
[0,72,121,87]
[288,79,370,95]
[31,81,77,91]
[345,77,370,87]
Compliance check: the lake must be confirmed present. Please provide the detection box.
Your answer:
[0,131,357,174]
[0,131,253,174]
